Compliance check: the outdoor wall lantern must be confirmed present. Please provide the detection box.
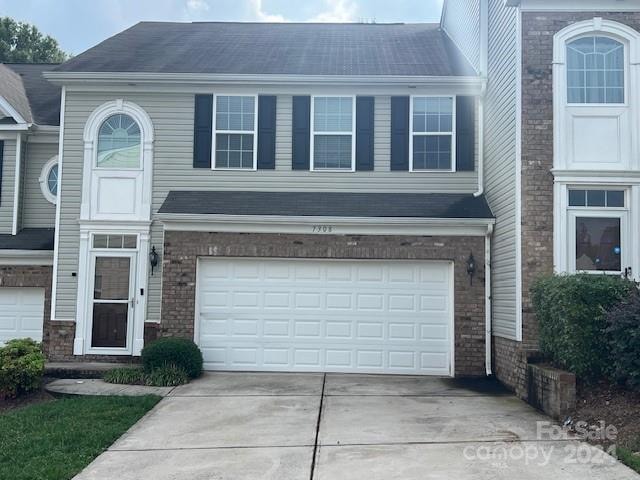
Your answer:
[466,252,476,286]
[149,246,159,275]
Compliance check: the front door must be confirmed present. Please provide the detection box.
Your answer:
[87,251,136,354]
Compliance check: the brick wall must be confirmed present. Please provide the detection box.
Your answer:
[497,11,640,394]
[161,231,487,377]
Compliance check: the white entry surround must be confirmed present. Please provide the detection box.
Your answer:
[73,100,154,356]
[553,19,640,278]
[196,258,455,376]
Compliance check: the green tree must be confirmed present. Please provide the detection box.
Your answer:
[0,17,68,63]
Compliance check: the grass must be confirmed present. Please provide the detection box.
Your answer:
[618,445,640,473]
[104,365,189,387]
[0,394,160,480]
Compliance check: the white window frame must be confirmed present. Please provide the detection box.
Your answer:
[94,113,144,171]
[565,34,628,107]
[212,94,258,171]
[566,186,629,275]
[409,95,456,173]
[310,95,356,172]
[39,155,59,205]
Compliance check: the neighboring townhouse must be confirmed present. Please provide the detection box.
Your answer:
[39,22,493,376]
[0,63,60,346]
[443,0,640,395]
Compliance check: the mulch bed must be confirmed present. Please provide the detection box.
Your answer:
[570,380,640,450]
[0,389,55,413]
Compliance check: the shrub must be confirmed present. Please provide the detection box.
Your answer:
[531,274,634,380]
[0,338,45,399]
[605,289,640,389]
[103,367,146,385]
[141,338,203,379]
[145,364,189,387]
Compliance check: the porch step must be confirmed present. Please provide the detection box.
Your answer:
[45,362,139,379]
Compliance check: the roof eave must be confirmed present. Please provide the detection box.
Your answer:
[44,71,483,89]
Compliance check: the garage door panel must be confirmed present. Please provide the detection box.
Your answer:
[0,288,45,345]
[197,259,453,375]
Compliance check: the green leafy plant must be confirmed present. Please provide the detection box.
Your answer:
[0,338,45,399]
[144,364,189,387]
[141,338,203,379]
[531,274,634,380]
[103,367,146,385]
[605,289,640,390]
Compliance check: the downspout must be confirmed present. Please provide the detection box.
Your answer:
[474,0,489,198]
[485,223,493,375]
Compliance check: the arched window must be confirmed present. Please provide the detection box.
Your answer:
[39,155,59,204]
[567,36,624,104]
[97,114,141,168]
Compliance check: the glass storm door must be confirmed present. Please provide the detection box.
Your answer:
[89,252,136,351]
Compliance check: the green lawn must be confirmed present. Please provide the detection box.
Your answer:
[0,395,160,480]
[619,446,640,474]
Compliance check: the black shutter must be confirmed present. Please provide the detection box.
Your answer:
[456,96,476,172]
[0,141,3,205]
[257,95,277,170]
[292,96,311,170]
[390,96,410,171]
[193,94,213,168]
[355,96,375,171]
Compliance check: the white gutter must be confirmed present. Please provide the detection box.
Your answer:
[43,71,485,88]
[485,223,493,376]
[0,250,53,266]
[474,0,489,198]
[11,133,22,235]
[50,86,66,321]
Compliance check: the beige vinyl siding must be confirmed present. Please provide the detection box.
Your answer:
[485,0,519,340]
[21,141,57,228]
[55,90,480,321]
[442,0,481,73]
[0,139,16,234]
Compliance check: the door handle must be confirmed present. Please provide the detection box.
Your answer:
[624,267,632,279]
[130,298,135,309]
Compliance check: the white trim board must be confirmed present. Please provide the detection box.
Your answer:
[51,86,65,321]
[518,0,640,12]
[159,214,495,237]
[0,250,53,265]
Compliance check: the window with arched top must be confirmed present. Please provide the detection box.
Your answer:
[567,36,625,104]
[97,114,141,168]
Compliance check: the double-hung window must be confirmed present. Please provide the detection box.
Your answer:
[311,96,355,171]
[410,96,456,172]
[214,95,257,170]
[567,188,627,274]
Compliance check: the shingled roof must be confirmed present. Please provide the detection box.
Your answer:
[0,64,61,126]
[54,22,476,77]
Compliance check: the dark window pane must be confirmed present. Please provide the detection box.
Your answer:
[587,190,606,207]
[607,190,625,208]
[314,135,352,169]
[94,257,130,300]
[91,303,127,348]
[576,217,621,272]
[568,190,586,206]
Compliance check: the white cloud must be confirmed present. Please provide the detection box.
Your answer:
[309,0,357,22]
[249,0,288,22]
[186,0,210,11]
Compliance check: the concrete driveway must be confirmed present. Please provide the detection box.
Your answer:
[75,373,639,480]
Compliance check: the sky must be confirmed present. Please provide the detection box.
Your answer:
[0,0,444,55]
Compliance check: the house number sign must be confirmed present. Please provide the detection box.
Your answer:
[312,225,334,233]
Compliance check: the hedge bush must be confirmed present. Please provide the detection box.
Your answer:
[0,338,45,399]
[605,290,640,389]
[103,367,146,385]
[141,338,203,379]
[531,274,634,380]
[144,364,189,387]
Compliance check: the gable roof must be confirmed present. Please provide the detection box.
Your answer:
[53,22,475,77]
[0,64,61,126]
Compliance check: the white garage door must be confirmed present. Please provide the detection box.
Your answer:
[196,258,453,375]
[0,288,45,345]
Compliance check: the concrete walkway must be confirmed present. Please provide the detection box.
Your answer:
[73,373,640,480]
[46,378,174,397]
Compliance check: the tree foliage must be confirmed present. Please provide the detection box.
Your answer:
[0,17,68,63]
